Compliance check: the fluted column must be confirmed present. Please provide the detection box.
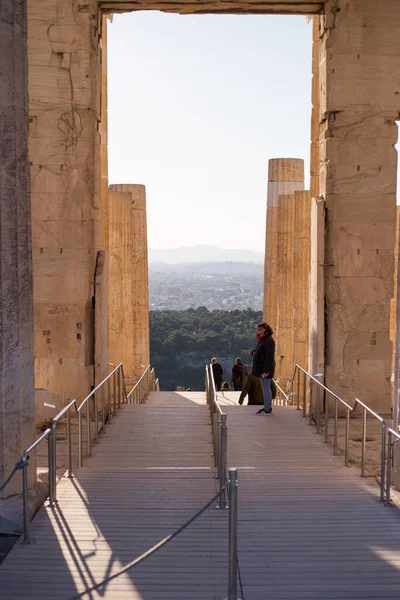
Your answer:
[108,184,150,386]
[0,0,35,496]
[263,159,304,330]
[293,191,311,372]
[276,193,296,384]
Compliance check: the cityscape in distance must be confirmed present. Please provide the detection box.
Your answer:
[149,245,264,311]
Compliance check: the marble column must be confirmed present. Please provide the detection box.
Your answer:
[263,158,304,331]
[0,0,35,496]
[108,185,150,386]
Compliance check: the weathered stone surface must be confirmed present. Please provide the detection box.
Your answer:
[293,191,311,371]
[320,0,398,412]
[263,158,304,332]
[28,0,108,404]
[108,185,150,386]
[0,0,35,496]
[34,389,62,427]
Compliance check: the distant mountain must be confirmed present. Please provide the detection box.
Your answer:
[148,245,264,264]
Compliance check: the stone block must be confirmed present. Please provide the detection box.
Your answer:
[325,193,395,223]
[35,389,62,427]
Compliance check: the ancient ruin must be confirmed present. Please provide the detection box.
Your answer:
[1,0,400,492]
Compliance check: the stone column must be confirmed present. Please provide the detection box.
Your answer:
[319,0,398,413]
[276,193,296,385]
[28,0,105,403]
[108,185,150,386]
[293,191,312,371]
[263,159,304,330]
[0,0,35,495]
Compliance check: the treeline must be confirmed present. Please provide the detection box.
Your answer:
[150,307,263,391]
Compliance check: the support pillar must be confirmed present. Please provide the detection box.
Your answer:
[28,0,106,403]
[108,185,150,386]
[320,0,398,413]
[293,191,312,371]
[0,0,35,496]
[263,159,304,330]
[276,193,296,385]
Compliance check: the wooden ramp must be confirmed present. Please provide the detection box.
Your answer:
[2,391,400,599]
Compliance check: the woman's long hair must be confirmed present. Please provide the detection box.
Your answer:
[257,322,273,336]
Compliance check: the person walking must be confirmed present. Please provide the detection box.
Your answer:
[211,357,223,391]
[231,357,248,391]
[252,322,275,414]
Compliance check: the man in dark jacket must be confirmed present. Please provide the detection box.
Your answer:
[231,357,248,391]
[252,322,275,414]
[211,357,223,391]
[238,373,263,405]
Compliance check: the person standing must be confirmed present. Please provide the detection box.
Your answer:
[252,322,275,414]
[231,357,248,391]
[211,357,223,391]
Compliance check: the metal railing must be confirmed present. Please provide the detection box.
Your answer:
[1,362,157,543]
[127,365,157,403]
[205,364,228,509]
[290,364,387,503]
[386,428,400,505]
[273,379,289,406]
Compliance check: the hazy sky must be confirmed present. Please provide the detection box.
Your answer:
[108,12,312,252]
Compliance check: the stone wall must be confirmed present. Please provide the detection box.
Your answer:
[0,0,36,495]
[318,0,398,413]
[27,0,108,403]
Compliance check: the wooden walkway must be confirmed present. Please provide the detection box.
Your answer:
[1,391,400,599]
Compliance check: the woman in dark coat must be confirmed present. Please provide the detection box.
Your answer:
[211,357,223,391]
[252,322,275,414]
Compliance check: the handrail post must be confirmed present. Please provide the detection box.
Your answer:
[21,458,30,543]
[309,380,313,426]
[302,370,307,418]
[316,384,321,434]
[101,384,106,433]
[113,372,117,414]
[379,421,386,503]
[51,420,57,502]
[67,410,73,478]
[324,392,329,443]
[87,397,91,457]
[108,377,112,419]
[361,407,367,477]
[78,410,83,468]
[117,368,121,409]
[48,430,56,505]
[386,431,392,504]
[218,413,228,509]
[296,368,300,410]
[94,391,99,443]
[333,398,339,455]
[345,408,350,467]
[228,468,238,600]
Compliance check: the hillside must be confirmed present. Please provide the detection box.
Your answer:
[150,307,263,391]
[149,244,264,264]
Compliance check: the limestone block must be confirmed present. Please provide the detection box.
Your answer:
[336,250,394,280]
[325,193,396,224]
[325,222,396,252]
[35,389,62,427]
[322,165,397,196]
[343,333,392,362]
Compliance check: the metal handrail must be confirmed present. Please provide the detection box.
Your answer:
[206,364,228,508]
[290,364,387,503]
[1,361,158,543]
[386,428,400,504]
[127,364,151,403]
